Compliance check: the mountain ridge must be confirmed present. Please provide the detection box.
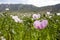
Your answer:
[0,4,60,13]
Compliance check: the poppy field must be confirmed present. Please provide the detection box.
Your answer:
[0,12,60,40]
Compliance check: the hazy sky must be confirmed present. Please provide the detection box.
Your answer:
[0,0,60,7]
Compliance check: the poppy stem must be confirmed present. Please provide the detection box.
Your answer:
[37,30,41,40]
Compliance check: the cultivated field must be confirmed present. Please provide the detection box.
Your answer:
[0,11,60,40]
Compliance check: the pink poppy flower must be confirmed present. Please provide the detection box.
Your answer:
[32,14,40,20]
[33,20,41,29]
[41,20,48,29]
[33,20,48,29]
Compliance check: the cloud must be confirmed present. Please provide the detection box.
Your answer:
[0,0,27,4]
[0,0,60,7]
[26,0,60,7]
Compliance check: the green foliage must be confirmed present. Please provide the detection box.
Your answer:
[0,12,60,40]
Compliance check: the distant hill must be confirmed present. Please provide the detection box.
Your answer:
[0,4,60,13]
